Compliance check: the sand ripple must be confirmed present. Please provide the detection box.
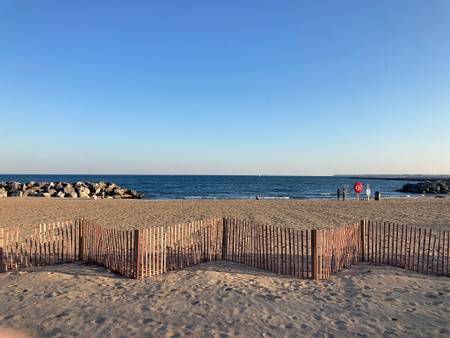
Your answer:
[0,262,449,338]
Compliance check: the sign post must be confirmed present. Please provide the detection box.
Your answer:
[354,182,363,200]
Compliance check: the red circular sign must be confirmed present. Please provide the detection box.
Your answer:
[354,182,363,193]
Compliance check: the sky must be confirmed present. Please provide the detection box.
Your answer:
[1,1,449,175]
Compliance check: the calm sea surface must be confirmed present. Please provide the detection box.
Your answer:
[0,175,416,200]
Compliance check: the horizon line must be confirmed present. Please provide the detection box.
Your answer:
[0,173,449,177]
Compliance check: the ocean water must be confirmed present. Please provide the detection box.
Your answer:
[0,175,415,200]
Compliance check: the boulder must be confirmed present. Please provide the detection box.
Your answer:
[130,190,144,199]
[47,189,57,196]
[75,181,87,188]
[63,184,74,194]
[55,191,65,198]
[78,190,90,199]
[76,186,91,195]
[115,188,127,196]
[8,190,23,197]
[105,183,117,193]
[0,188,7,198]
[7,181,22,191]
[25,182,35,189]
[23,189,35,197]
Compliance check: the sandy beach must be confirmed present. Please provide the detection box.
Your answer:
[0,262,449,338]
[1,197,450,231]
[0,198,449,337]
[3,0,449,336]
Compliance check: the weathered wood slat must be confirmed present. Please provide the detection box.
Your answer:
[1,218,449,280]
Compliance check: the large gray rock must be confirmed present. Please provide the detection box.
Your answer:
[115,188,127,196]
[8,190,23,197]
[130,190,144,199]
[25,182,35,189]
[63,184,74,194]
[7,181,22,191]
[77,186,91,198]
[76,186,90,195]
[55,191,65,198]
[23,189,35,197]
[75,181,87,188]
[47,189,57,196]
[65,192,78,198]
[105,183,117,194]
[0,188,7,198]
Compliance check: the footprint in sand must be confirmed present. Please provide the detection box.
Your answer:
[334,319,347,331]
[44,291,59,298]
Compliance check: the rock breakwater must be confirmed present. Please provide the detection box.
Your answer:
[0,181,144,199]
[397,180,449,195]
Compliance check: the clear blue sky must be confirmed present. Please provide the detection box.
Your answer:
[1,1,449,175]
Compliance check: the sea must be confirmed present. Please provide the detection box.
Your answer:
[0,175,416,200]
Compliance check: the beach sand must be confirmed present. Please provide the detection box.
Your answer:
[1,197,450,231]
[1,198,449,337]
[0,262,449,338]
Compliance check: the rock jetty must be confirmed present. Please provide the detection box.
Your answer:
[397,180,449,195]
[0,181,144,199]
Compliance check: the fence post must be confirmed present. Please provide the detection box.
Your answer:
[221,218,228,260]
[133,229,141,279]
[78,219,84,262]
[311,229,319,280]
[360,220,366,261]
[0,228,4,273]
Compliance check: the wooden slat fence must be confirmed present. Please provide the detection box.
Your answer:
[222,218,314,278]
[1,218,449,280]
[79,219,138,278]
[139,218,223,278]
[318,223,361,279]
[363,220,450,276]
[0,220,80,272]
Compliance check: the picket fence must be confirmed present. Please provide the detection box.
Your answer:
[0,218,449,280]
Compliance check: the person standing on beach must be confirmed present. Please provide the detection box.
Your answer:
[342,188,346,201]
[337,188,340,200]
[366,185,371,201]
